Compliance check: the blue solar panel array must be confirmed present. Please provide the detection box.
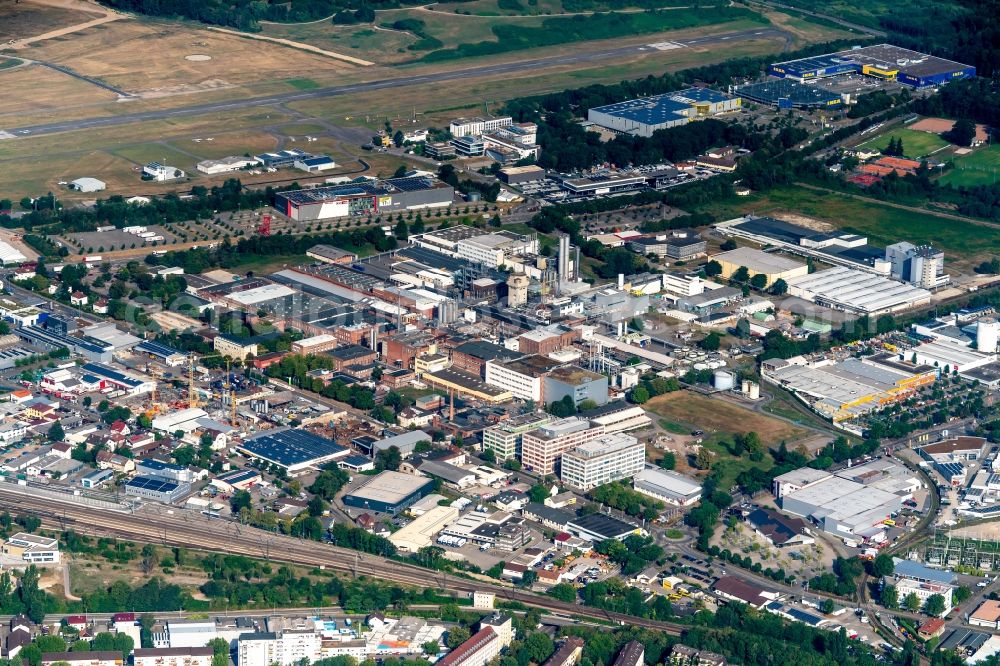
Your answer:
[126,476,180,493]
[241,429,347,467]
[136,340,184,359]
[82,362,144,388]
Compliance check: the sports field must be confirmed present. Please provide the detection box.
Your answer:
[856,127,950,159]
[939,145,1000,187]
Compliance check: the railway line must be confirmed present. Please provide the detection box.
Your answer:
[0,489,683,635]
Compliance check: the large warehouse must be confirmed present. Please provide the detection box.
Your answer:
[768,44,975,88]
[785,266,932,314]
[237,428,350,473]
[343,470,436,515]
[275,176,454,221]
[777,459,919,544]
[711,247,808,287]
[735,79,843,109]
[587,88,740,137]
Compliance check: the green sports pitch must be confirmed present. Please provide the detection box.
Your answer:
[856,127,950,159]
[938,144,1000,187]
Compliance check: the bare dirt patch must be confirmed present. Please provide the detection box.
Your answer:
[23,20,360,94]
[0,0,101,43]
[645,390,809,447]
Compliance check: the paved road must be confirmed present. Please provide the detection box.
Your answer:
[1,27,791,139]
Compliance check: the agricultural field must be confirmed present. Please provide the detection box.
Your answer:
[939,145,1000,187]
[855,127,951,159]
[705,186,1000,270]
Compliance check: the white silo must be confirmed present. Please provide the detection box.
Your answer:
[713,370,735,391]
[978,318,1000,353]
[748,382,761,400]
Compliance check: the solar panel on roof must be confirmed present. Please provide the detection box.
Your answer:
[126,476,179,492]
[241,429,347,467]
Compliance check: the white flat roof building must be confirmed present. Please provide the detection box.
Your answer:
[911,339,996,373]
[785,266,932,315]
[633,467,702,506]
[560,433,644,491]
[389,505,460,553]
[152,408,209,433]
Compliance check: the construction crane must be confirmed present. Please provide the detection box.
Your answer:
[187,353,239,426]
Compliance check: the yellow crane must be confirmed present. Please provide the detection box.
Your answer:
[188,352,239,426]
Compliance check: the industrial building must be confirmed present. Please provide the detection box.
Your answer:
[559,433,645,491]
[389,505,460,553]
[237,428,350,473]
[633,467,703,506]
[762,355,936,423]
[627,229,706,261]
[784,266,932,314]
[342,471,436,514]
[587,88,740,137]
[715,216,890,273]
[484,355,562,402]
[711,247,808,287]
[735,79,843,109]
[567,513,640,541]
[275,176,454,221]
[768,44,975,88]
[775,460,919,544]
[543,366,608,407]
[124,475,191,504]
[885,242,949,289]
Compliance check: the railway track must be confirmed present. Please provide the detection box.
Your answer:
[1,491,682,635]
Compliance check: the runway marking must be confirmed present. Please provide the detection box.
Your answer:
[647,41,685,50]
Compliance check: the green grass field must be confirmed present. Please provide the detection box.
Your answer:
[856,127,950,159]
[286,78,320,90]
[705,186,998,263]
[939,145,1000,187]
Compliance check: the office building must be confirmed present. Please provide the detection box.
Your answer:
[482,412,554,460]
[521,417,606,476]
[559,433,644,491]
[894,577,954,617]
[449,116,513,137]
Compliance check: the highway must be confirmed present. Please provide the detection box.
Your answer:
[1,27,790,139]
[0,486,684,634]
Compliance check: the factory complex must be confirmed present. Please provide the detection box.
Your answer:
[276,176,454,221]
[774,459,920,545]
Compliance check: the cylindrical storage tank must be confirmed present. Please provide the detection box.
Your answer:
[741,379,750,394]
[748,382,760,400]
[977,318,999,353]
[467,192,481,202]
[713,370,734,391]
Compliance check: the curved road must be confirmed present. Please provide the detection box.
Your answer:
[1,27,792,139]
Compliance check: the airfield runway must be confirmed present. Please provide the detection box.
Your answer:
[1,26,790,139]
